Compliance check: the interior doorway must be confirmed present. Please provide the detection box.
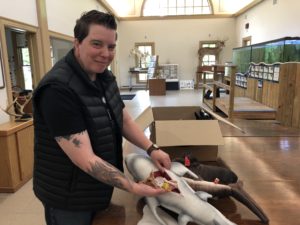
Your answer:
[5,28,34,91]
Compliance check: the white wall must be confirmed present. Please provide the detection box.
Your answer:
[0,0,38,26]
[235,0,300,46]
[46,0,105,36]
[118,18,236,87]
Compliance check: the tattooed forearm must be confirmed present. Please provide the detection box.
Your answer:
[55,131,85,148]
[72,138,81,148]
[88,160,131,191]
[55,135,72,142]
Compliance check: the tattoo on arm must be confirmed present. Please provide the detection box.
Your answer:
[55,131,85,149]
[88,160,130,191]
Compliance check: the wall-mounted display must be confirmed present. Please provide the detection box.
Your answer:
[235,73,247,88]
[249,62,280,83]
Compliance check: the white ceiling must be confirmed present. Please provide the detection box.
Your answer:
[99,0,262,19]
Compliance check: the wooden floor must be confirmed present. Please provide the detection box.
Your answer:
[93,90,300,225]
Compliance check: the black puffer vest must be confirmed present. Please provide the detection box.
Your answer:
[32,50,124,211]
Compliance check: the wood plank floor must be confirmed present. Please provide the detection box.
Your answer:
[93,90,300,225]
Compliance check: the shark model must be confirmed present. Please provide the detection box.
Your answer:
[125,153,237,225]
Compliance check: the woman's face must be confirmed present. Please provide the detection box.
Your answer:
[74,24,116,80]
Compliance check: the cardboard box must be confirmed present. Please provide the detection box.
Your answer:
[135,106,224,161]
[148,79,166,96]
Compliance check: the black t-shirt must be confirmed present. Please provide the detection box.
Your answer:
[38,85,86,137]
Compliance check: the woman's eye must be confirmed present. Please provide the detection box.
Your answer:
[92,41,102,48]
[108,46,116,51]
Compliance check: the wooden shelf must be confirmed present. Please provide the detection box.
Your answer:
[202,65,236,117]
[214,81,231,91]
[202,83,214,91]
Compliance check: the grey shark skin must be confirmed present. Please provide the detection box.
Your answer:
[125,153,237,225]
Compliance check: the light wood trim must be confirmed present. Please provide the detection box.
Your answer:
[28,30,44,84]
[203,83,213,91]
[36,0,52,73]
[0,119,33,136]
[0,19,13,106]
[214,81,230,91]
[49,31,74,42]
[228,66,237,118]
[0,17,38,33]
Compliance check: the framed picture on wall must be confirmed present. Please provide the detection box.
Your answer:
[0,42,5,89]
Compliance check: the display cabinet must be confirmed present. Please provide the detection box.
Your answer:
[233,37,300,73]
[0,119,33,192]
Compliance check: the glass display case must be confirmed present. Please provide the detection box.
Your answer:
[233,37,300,73]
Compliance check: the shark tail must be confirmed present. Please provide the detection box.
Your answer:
[231,183,269,224]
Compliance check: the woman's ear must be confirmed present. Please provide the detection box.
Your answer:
[74,39,79,48]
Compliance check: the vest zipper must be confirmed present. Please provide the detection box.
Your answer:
[101,96,113,121]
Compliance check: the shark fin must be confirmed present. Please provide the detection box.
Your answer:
[178,213,192,225]
[171,162,199,179]
[195,191,212,201]
[146,197,168,225]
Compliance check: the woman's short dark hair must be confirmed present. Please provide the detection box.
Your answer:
[74,10,117,43]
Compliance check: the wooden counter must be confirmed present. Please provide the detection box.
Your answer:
[0,119,34,192]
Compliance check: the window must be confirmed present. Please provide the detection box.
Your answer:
[243,36,252,47]
[199,42,219,67]
[136,45,152,68]
[198,41,224,79]
[202,54,216,66]
[143,0,212,16]
[5,28,35,91]
[133,42,155,83]
[20,47,32,90]
[50,37,73,66]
